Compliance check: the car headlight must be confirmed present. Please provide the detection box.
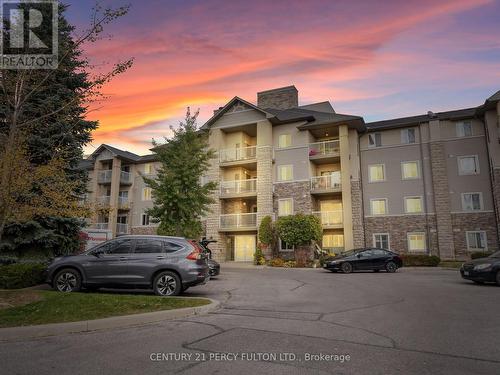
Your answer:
[474,263,492,271]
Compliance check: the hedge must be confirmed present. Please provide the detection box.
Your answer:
[0,263,47,289]
[470,251,493,260]
[400,254,441,267]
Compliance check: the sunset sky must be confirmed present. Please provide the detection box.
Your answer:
[64,0,500,155]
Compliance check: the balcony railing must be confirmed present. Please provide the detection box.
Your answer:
[309,140,340,158]
[219,213,257,229]
[219,146,257,163]
[311,172,341,192]
[312,211,343,226]
[120,171,131,184]
[94,223,109,230]
[97,170,112,184]
[118,196,129,208]
[220,179,257,196]
[97,196,111,205]
[116,223,128,234]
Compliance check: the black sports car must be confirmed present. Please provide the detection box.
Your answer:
[323,248,403,273]
[460,251,500,285]
[200,238,220,277]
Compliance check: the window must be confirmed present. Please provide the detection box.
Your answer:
[278,198,293,216]
[401,128,416,144]
[368,133,382,147]
[373,233,390,249]
[278,134,291,148]
[322,234,344,248]
[407,232,426,252]
[456,121,472,137]
[368,164,385,182]
[466,231,487,251]
[280,239,294,252]
[278,165,293,181]
[142,187,152,201]
[163,241,184,253]
[141,213,150,226]
[462,193,483,211]
[401,161,420,180]
[134,239,164,254]
[405,197,423,213]
[107,239,133,254]
[371,199,387,215]
[144,163,154,174]
[458,155,479,175]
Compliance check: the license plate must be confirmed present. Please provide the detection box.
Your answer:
[463,271,469,276]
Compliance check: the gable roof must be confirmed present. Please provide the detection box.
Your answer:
[90,144,142,162]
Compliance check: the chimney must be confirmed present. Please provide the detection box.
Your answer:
[213,106,224,116]
[257,85,298,110]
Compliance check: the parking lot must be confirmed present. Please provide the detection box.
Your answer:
[1,265,499,375]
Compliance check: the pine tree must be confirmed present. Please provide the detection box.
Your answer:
[144,108,218,238]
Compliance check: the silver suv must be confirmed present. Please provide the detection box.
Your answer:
[45,235,209,296]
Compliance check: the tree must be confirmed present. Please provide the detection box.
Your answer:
[276,214,322,266]
[0,2,133,250]
[258,215,275,259]
[144,108,218,238]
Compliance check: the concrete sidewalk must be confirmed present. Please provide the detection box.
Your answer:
[0,297,220,342]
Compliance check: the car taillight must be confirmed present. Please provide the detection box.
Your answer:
[186,251,202,260]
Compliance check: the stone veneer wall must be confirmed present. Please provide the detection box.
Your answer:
[451,212,499,259]
[351,181,365,248]
[492,168,500,247]
[130,226,158,235]
[364,215,438,255]
[273,181,312,214]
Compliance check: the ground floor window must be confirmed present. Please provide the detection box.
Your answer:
[466,231,487,251]
[280,238,294,252]
[323,234,344,248]
[373,233,390,249]
[407,232,426,252]
[141,213,150,226]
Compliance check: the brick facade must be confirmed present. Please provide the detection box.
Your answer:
[273,181,312,214]
[492,168,500,247]
[130,226,158,235]
[451,212,499,259]
[351,180,365,248]
[257,86,298,110]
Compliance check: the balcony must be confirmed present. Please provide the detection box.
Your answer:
[116,223,128,234]
[310,172,341,194]
[94,223,109,230]
[219,213,257,231]
[312,211,343,228]
[308,140,340,164]
[97,170,112,184]
[220,179,257,198]
[118,196,129,209]
[219,146,257,166]
[97,196,111,205]
[120,171,132,184]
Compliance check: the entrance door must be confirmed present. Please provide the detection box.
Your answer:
[234,235,255,262]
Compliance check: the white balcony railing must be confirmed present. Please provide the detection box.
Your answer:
[95,223,109,230]
[116,223,128,234]
[219,213,257,229]
[98,170,112,183]
[309,140,340,157]
[220,179,257,196]
[118,196,129,207]
[219,146,257,163]
[120,171,131,184]
[312,211,343,226]
[311,172,341,191]
[97,196,111,205]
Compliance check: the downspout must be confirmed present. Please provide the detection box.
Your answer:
[358,133,366,247]
[419,123,431,254]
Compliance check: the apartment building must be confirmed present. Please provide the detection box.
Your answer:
[81,86,500,262]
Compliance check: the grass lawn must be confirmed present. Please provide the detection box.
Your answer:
[0,290,210,328]
[439,261,464,269]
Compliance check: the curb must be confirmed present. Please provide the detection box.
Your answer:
[0,297,220,342]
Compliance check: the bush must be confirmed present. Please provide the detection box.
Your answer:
[0,262,47,289]
[470,251,492,259]
[401,254,441,267]
[253,247,266,265]
[276,214,322,246]
[258,216,274,245]
[268,258,285,267]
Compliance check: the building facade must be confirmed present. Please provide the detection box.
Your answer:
[82,86,500,262]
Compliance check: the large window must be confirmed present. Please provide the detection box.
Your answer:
[278,165,293,181]
[401,128,416,144]
[407,232,426,252]
[466,231,487,251]
[278,134,291,148]
[278,198,293,216]
[370,199,387,215]
[134,239,164,254]
[405,196,423,213]
[368,133,382,148]
[368,164,385,182]
[401,161,420,180]
[322,234,344,248]
[458,155,479,175]
[142,187,152,201]
[456,121,472,137]
[462,193,482,211]
[373,233,390,249]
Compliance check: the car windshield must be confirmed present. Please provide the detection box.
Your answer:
[338,249,363,257]
[489,251,500,258]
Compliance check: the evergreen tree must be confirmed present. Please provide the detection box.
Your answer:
[144,108,217,238]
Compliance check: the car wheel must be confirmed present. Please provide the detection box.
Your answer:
[153,271,181,296]
[54,268,81,292]
[385,261,398,273]
[496,271,500,286]
[341,262,353,274]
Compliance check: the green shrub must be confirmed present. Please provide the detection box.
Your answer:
[401,254,441,267]
[276,214,322,246]
[470,251,492,260]
[0,263,47,289]
[253,247,266,265]
[258,216,274,245]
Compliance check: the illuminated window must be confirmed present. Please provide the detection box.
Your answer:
[278,199,293,216]
[408,232,426,252]
[405,197,423,213]
[371,199,387,215]
[401,161,419,179]
[322,234,344,248]
[368,164,385,182]
[278,165,293,181]
[142,187,152,201]
[144,163,154,174]
[278,134,291,148]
